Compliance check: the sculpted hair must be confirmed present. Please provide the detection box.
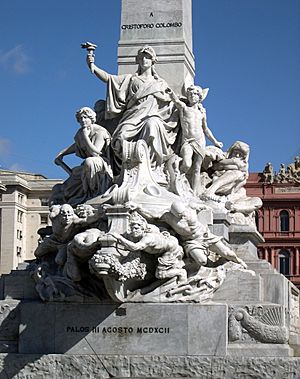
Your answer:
[227,141,250,162]
[75,107,97,123]
[187,85,202,97]
[129,211,148,231]
[186,85,209,107]
[135,45,159,79]
[136,45,158,64]
[49,204,62,220]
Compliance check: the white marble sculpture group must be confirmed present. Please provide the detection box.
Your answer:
[32,45,262,303]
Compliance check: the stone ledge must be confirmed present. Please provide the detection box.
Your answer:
[1,354,300,379]
[229,224,265,245]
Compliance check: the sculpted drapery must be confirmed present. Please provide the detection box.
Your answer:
[105,73,179,165]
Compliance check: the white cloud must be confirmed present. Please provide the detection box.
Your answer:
[0,138,26,172]
[0,138,11,156]
[0,45,30,74]
[9,163,25,172]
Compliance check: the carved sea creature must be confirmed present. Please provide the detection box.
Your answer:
[229,307,289,344]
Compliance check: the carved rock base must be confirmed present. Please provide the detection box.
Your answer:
[1,354,300,378]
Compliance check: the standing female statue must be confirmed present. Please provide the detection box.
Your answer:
[86,46,178,167]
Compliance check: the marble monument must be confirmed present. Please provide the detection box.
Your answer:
[1,0,300,378]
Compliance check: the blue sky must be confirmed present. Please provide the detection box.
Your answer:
[1,0,299,179]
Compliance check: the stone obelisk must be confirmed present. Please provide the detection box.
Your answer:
[118,0,195,95]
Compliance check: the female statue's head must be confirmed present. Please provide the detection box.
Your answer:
[75,107,97,124]
[136,46,157,65]
[135,46,159,78]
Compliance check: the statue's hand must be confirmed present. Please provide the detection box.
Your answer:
[81,126,90,136]
[107,232,120,241]
[215,141,223,149]
[76,204,95,219]
[86,54,95,67]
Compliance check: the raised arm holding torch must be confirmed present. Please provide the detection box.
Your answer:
[81,42,97,74]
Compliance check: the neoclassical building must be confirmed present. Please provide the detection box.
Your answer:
[246,157,300,288]
[0,169,61,274]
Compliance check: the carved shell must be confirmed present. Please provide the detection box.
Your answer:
[259,307,283,326]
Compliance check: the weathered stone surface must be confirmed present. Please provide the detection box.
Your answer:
[19,303,56,354]
[229,224,264,246]
[1,354,300,379]
[118,0,194,94]
[3,271,38,300]
[18,303,227,356]
[212,270,263,302]
[0,301,19,341]
[0,354,129,379]
[228,344,293,357]
[261,272,290,306]
[188,304,227,356]
[0,301,20,353]
[232,240,260,261]
[211,213,230,242]
[130,356,300,378]
[130,355,214,378]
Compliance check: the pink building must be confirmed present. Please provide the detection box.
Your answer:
[246,160,300,288]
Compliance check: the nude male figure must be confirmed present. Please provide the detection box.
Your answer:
[166,85,223,195]
[109,212,187,284]
[129,202,247,277]
[203,141,249,199]
[35,204,100,268]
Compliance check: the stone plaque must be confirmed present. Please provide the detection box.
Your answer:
[19,303,227,356]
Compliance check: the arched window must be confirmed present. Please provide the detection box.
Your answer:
[278,250,290,276]
[280,210,289,232]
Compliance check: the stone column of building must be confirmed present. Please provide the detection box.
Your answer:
[270,247,276,269]
[296,247,300,276]
[118,0,195,95]
[264,247,269,262]
[295,207,300,234]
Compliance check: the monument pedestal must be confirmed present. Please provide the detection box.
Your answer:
[118,0,195,94]
[0,300,299,377]
[2,0,300,375]
[18,303,227,356]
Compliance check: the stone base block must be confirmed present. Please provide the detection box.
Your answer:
[228,343,294,357]
[246,259,276,273]
[2,270,38,300]
[212,270,263,302]
[19,302,227,356]
[0,300,20,353]
[1,354,300,378]
[290,332,300,357]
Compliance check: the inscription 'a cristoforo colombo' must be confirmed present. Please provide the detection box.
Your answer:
[121,22,182,30]
[66,326,170,334]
